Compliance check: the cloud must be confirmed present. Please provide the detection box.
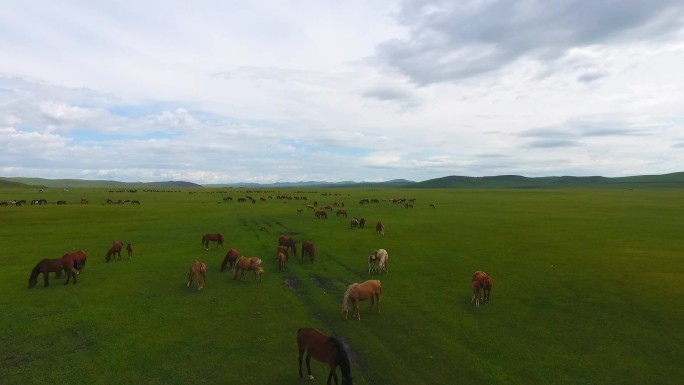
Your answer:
[373,0,684,84]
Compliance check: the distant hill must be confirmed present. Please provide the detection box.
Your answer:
[0,177,203,189]
[411,172,684,188]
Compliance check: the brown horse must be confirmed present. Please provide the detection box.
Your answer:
[233,257,263,282]
[60,250,87,274]
[341,280,382,321]
[221,248,240,272]
[277,252,287,272]
[276,245,289,262]
[471,280,482,308]
[126,243,133,259]
[187,260,207,290]
[297,328,353,385]
[28,257,77,288]
[375,221,384,236]
[472,271,493,306]
[350,218,359,229]
[202,233,224,250]
[301,241,315,263]
[278,235,297,255]
[315,210,327,219]
[336,209,348,218]
[105,240,123,262]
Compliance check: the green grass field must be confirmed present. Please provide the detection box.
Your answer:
[1,187,682,385]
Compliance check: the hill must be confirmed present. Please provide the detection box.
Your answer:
[0,177,203,189]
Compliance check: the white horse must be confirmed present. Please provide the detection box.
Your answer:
[369,249,388,274]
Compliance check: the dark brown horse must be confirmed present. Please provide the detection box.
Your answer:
[278,235,297,255]
[233,257,263,282]
[105,240,123,262]
[315,210,327,219]
[220,248,240,272]
[375,221,384,236]
[297,328,353,385]
[28,258,77,288]
[126,243,133,259]
[301,241,315,263]
[202,233,224,250]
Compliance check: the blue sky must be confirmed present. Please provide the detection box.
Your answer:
[1,0,683,183]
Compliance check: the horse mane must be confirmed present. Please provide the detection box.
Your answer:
[329,337,352,379]
[29,259,46,280]
[341,283,358,311]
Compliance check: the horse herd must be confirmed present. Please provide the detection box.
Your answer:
[26,229,490,385]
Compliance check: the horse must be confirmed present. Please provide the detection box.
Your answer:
[341,280,382,321]
[297,328,353,385]
[336,209,348,218]
[471,279,483,308]
[315,210,327,219]
[350,218,359,229]
[375,221,384,236]
[277,252,287,272]
[301,241,315,263]
[372,249,388,273]
[60,250,87,274]
[233,256,263,282]
[202,233,224,250]
[276,245,289,261]
[367,254,380,274]
[278,235,297,255]
[28,257,77,288]
[221,248,239,272]
[187,260,207,290]
[105,240,123,262]
[472,271,493,306]
[126,243,133,259]
[358,217,365,228]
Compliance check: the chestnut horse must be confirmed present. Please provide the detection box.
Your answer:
[105,240,123,262]
[28,257,77,288]
[187,260,207,290]
[297,328,353,385]
[202,233,224,250]
[126,243,133,259]
[278,235,297,255]
[233,257,263,282]
[342,280,382,321]
[276,245,289,262]
[301,241,315,263]
[277,252,287,272]
[472,271,493,306]
[60,250,87,274]
[221,248,239,272]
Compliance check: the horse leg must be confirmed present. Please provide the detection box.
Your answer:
[298,349,304,378]
[354,299,361,321]
[305,354,314,380]
[43,272,49,288]
[376,293,381,313]
[327,367,338,385]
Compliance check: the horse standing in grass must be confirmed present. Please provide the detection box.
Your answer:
[342,280,382,321]
[105,240,123,262]
[276,245,289,262]
[60,250,87,274]
[187,260,207,290]
[371,249,388,273]
[301,241,315,263]
[297,328,353,385]
[28,257,77,288]
[126,243,133,259]
[375,221,384,236]
[221,248,239,272]
[278,235,297,255]
[233,257,263,282]
[202,233,224,250]
[277,252,287,272]
[472,271,493,306]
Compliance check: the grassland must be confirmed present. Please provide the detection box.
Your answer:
[0,187,682,385]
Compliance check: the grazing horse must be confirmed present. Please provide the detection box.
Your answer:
[342,280,382,321]
[375,221,384,236]
[126,243,133,259]
[301,241,315,263]
[336,209,348,218]
[358,217,365,229]
[367,254,380,274]
[60,250,87,274]
[471,280,483,308]
[187,260,207,290]
[28,257,77,288]
[221,248,240,272]
[276,245,289,262]
[472,271,493,306]
[350,218,359,229]
[315,210,327,219]
[233,257,263,282]
[277,252,287,272]
[105,240,123,262]
[297,328,353,385]
[202,233,224,250]
[278,235,297,255]
[371,249,388,273]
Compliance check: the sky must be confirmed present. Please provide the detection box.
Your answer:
[1,0,684,184]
